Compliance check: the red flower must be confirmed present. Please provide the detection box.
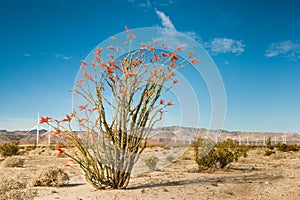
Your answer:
[56,148,63,157]
[80,60,86,70]
[92,107,97,111]
[131,59,137,67]
[170,61,175,67]
[160,99,164,104]
[107,45,114,50]
[167,101,174,106]
[154,53,160,61]
[95,47,102,55]
[191,58,200,64]
[107,67,113,73]
[177,46,184,51]
[54,128,61,135]
[78,104,88,110]
[78,118,88,123]
[40,117,51,124]
[77,79,85,87]
[108,54,114,59]
[173,79,179,84]
[153,39,158,45]
[84,71,92,80]
[161,52,167,57]
[170,54,179,61]
[189,50,194,58]
[61,114,72,122]
[71,110,76,117]
[83,72,90,78]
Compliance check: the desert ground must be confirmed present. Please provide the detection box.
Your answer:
[0,146,299,200]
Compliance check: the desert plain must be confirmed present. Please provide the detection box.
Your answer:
[0,145,299,200]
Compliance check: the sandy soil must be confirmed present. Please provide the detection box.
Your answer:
[0,146,299,200]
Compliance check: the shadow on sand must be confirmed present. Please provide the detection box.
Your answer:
[128,172,283,190]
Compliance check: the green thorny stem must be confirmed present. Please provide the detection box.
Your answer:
[42,27,200,189]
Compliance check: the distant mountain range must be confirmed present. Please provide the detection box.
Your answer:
[0,127,300,145]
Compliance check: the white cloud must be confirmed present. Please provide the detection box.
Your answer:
[138,0,151,8]
[208,38,245,55]
[54,54,74,61]
[265,40,300,60]
[24,53,31,57]
[184,31,202,43]
[155,9,176,31]
[129,0,174,8]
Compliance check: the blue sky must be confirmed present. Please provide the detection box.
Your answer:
[0,0,299,133]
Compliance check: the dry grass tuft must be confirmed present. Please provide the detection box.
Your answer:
[2,156,25,167]
[0,177,36,200]
[30,166,70,187]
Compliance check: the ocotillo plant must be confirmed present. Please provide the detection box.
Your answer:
[40,27,200,189]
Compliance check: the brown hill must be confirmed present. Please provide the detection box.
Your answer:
[1,127,299,145]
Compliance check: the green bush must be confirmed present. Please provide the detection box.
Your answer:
[0,177,36,200]
[0,141,20,157]
[276,143,299,152]
[144,156,159,171]
[30,167,70,187]
[194,138,248,170]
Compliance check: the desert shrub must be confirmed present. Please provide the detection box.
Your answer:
[38,27,200,189]
[194,138,248,170]
[276,143,299,152]
[0,140,20,157]
[266,137,272,149]
[0,177,36,200]
[144,156,159,171]
[2,156,25,167]
[24,145,37,152]
[264,149,275,156]
[30,167,69,187]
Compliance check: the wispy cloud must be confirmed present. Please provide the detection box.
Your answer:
[138,0,152,8]
[205,38,245,55]
[265,40,300,60]
[54,54,74,61]
[23,53,31,57]
[128,0,174,8]
[184,31,202,42]
[155,9,176,30]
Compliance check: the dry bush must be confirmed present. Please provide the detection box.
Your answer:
[0,141,20,157]
[144,155,159,171]
[264,149,275,156]
[276,143,299,152]
[2,156,25,167]
[30,167,70,187]
[0,177,36,200]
